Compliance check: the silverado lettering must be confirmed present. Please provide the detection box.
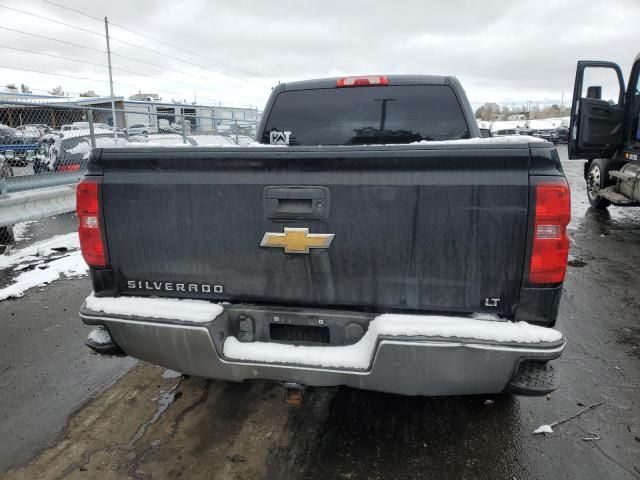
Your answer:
[126,280,224,294]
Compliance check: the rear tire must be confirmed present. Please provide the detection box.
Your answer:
[586,159,612,209]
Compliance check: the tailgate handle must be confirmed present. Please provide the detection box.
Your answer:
[264,186,329,220]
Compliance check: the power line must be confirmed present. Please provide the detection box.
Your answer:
[0,5,103,38]
[2,3,267,86]
[0,44,107,69]
[40,0,266,80]
[0,64,131,86]
[0,26,105,54]
[0,26,248,89]
[0,65,257,108]
[39,0,102,22]
[0,7,266,104]
[0,44,264,102]
[110,34,262,86]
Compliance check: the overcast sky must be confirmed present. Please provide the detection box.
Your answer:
[0,0,638,110]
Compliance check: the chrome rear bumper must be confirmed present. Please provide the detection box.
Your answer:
[80,305,565,397]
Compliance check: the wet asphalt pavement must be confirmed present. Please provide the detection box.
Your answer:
[0,146,639,479]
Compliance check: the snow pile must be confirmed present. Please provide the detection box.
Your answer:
[0,250,88,301]
[12,221,36,242]
[127,142,190,148]
[0,232,79,270]
[533,424,554,434]
[245,136,546,148]
[410,135,546,145]
[224,314,563,370]
[490,121,521,132]
[0,233,88,301]
[84,292,224,323]
[247,142,287,148]
[88,326,112,345]
[67,137,132,159]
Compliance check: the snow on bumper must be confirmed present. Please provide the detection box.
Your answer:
[80,294,565,396]
[223,313,563,370]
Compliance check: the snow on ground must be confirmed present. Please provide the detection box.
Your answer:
[534,425,554,434]
[0,232,79,270]
[0,232,87,301]
[12,221,37,242]
[0,250,88,301]
[224,314,563,370]
[84,293,224,323]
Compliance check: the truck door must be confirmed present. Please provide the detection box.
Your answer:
[569,61,626,159]
[625,55,640,152]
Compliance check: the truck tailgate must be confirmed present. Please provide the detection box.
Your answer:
[98,144,531,315]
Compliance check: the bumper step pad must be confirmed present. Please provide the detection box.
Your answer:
[506,360,558,396]
[85,326,125,356]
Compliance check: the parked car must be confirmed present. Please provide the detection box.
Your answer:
[14,125,45,140]
[128,134,236,147]
[518,119,556,141]
[551,119,570,144]
[158,119,172,133]
[72,121,113,130]
[187,134,236,146]
[31,124,51,134]
[128,134,186,146]
[126,124,158,136]
[216,123,233,134]
[78,74,569,401]
[0,125,17,143]
[171,120,192,134]
[60,124,82,132]
[33,129,125,173]
[489,121,520,137]
[0,125,36,166]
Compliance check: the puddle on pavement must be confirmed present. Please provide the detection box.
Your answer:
[131,377,183,444]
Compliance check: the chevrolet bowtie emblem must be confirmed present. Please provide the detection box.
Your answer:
[260,228,335,254]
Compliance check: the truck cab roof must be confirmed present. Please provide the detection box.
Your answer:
[278,75,451,92]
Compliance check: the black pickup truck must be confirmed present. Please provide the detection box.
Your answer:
[77,75,570,399]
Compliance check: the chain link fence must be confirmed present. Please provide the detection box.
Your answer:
[0,101,259,252]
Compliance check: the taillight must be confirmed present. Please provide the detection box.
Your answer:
[336,76,389,87]
[529,181,570,284]
[76,179,107,267]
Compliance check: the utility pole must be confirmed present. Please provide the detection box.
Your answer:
[104,17,117,139]
[561,91,565,109]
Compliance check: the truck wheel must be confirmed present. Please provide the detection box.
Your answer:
[586,159,612,209]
